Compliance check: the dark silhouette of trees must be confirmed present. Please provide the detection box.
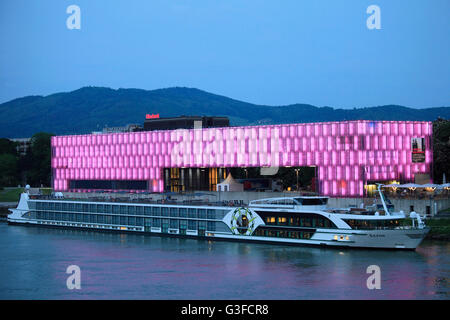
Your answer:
[433,118,450,183]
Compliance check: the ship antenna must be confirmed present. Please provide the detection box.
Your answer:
[376,183,391,216]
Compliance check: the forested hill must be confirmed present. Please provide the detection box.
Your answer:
[1,86,449,138]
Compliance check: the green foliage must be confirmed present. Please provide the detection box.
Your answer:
[0,187,23,202]
[0,138,19,186]
[0,138,17,155]
[21,132,54,187]
[432,119,450,183]
[1,87,450,137]
[0,154,18,186]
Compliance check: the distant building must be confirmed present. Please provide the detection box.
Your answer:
[143,115,229,131]
[10,138,31,156]
[100,124,142,134]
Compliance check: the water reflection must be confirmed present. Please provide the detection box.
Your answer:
[0,223,448,299]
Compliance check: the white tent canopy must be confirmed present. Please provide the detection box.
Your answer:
[383,183,443,189]
[216,173,244,192]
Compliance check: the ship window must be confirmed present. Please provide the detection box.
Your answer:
[295,198,328,206]
[180,220,188,229]
[188,209,197,219]
[198,210,206,219]
[188,220,197,230]
[266,217,276,224]
[207,210,215,219]
[128,216,136,226]
[254,227,315,239]
[170,208,178,217]
[128,206,136,215]
[198,221,206,230]
[343,219,401,230]
[152,207,161,216]
[179,208,187,218]
[207,221,216,231]
[161,207,169,216]
[170,219,178,228]
[136,206,143,215]
[152,218,160,227]
[136,217,143,226]
[278,217,287,225]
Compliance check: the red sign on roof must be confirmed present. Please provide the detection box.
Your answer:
[146,113,160,119]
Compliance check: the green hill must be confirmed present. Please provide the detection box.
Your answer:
[0,86,449,138]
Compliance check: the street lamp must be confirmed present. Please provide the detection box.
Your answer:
[295,168,300,192]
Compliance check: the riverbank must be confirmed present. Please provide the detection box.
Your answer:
[0,188,23,202]
[424,217,450,240]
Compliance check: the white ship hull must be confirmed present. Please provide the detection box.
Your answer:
[8,193,429,250]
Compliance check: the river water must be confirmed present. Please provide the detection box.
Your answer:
[0,222,448,300]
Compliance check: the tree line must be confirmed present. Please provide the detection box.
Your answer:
[0,132,54,187]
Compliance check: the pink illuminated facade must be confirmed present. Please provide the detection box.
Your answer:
[51,120,433,197]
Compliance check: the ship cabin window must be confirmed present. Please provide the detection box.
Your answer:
[254,227,314,239]
[188,209,197,219]
[207,221,216,231]
[343,219,401,230]
[198,209,206,219]
[179,208,187,217]
[188,220,197,230]
[169,208,178,217]
[258,212,336,229]
[207,210,215,219]
[294,198,328,206]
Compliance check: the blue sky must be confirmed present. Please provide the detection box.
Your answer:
[0,0,449,108]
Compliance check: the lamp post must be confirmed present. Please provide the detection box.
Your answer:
[295,168,300,192]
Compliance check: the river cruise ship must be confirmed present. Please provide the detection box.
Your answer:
[8,186,429,250]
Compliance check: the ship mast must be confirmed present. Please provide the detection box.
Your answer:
[376,183,391,216]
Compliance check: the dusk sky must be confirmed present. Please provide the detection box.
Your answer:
[0,0,449,108]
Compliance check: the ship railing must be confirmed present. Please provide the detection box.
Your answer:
[28,195,246,207]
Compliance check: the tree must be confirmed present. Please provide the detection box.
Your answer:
[23,132,54,187]
[0,138,17,156]
[0,153,18,186]
[433,119,450,183]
